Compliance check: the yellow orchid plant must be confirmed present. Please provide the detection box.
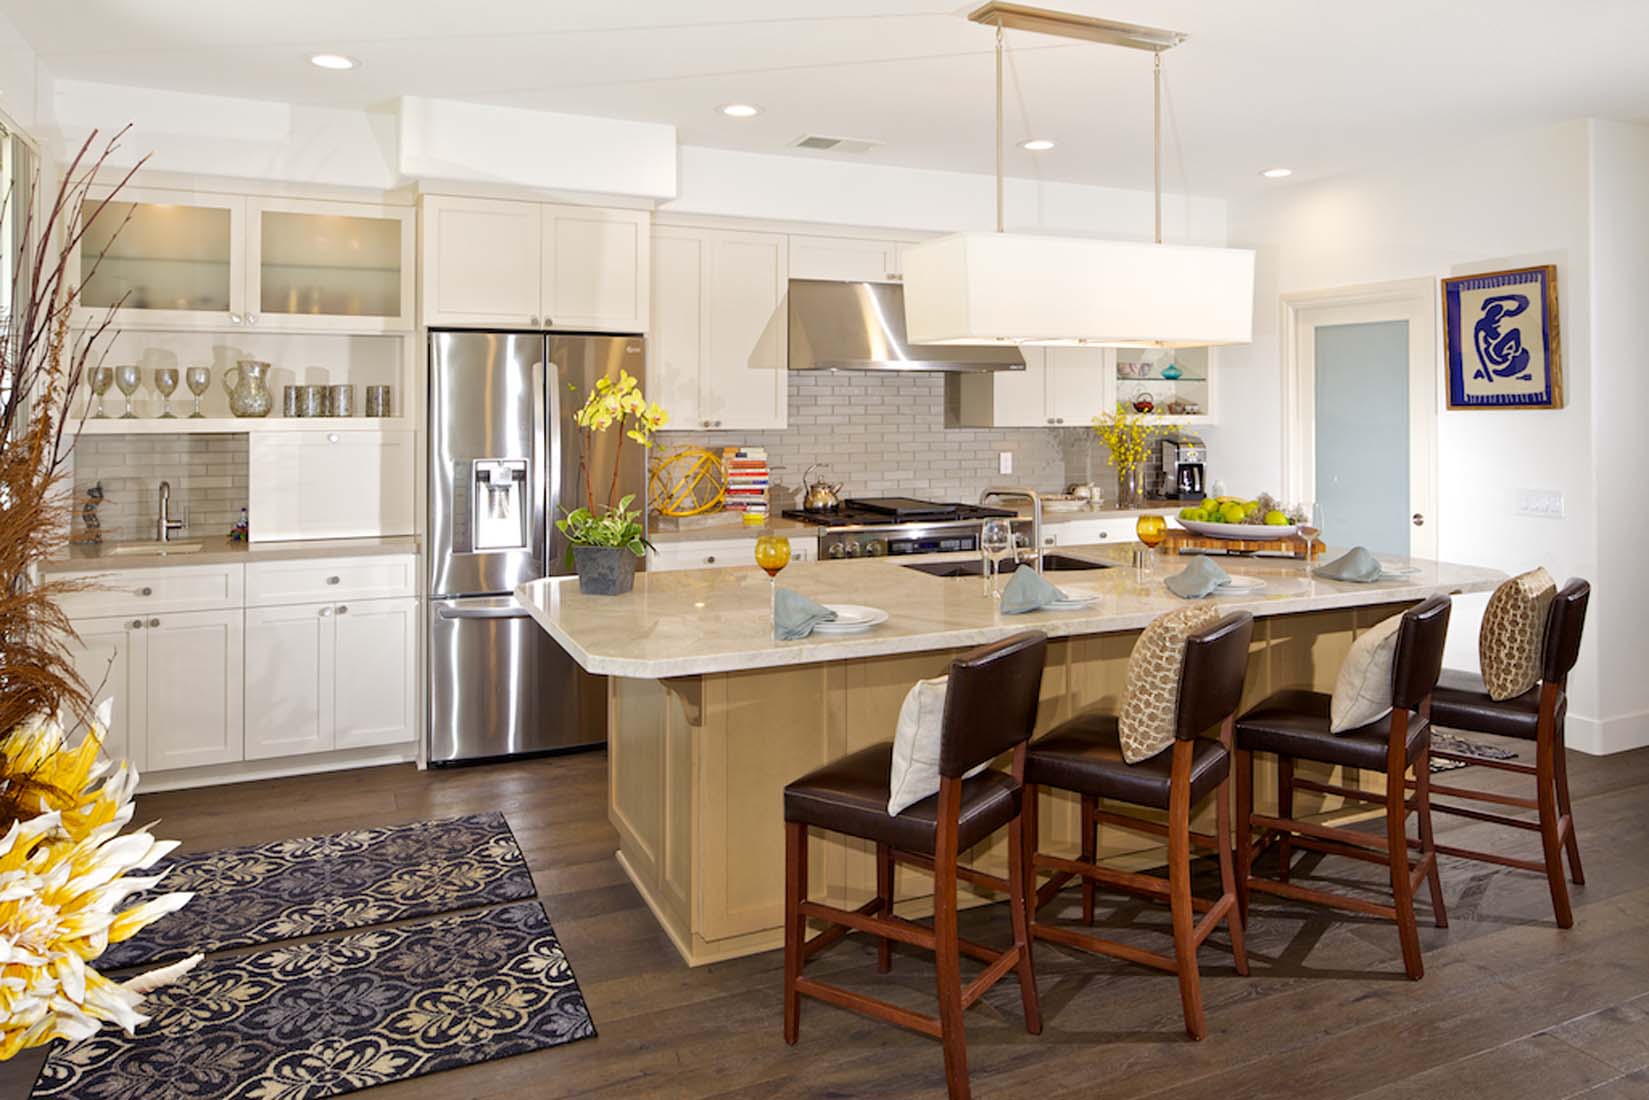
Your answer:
[561,371,669,557]
[1092,408,1164,500]
[0,703,201,1060]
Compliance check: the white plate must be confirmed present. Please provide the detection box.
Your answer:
[1378,564,1422,577]
[1179,518,1300,540]
[814,604,889,633]
[1218,575,1267,592]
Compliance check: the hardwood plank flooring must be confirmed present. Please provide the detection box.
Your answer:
[4,735,1648,1099]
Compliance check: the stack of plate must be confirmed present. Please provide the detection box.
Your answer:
[814,605,890,633]
[1215,575,1266,595]
[1048,585,1100,610]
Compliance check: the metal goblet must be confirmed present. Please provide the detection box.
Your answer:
[185,366,211,418]
[89,366,114,418]
[154,368,180,418]
[114,365,141,419]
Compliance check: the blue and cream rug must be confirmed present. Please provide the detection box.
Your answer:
[101,811,538,970]
[36,902,594,1099]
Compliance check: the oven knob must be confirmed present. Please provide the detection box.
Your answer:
[864,540,886,557]
[826,542,846,559]
[844,542,862,557]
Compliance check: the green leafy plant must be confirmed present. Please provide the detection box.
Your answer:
[556,492,649,558]
[558,371,667,565]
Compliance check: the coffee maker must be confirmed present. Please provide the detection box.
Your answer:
[1159,439,1207,500]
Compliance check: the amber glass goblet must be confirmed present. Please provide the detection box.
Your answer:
[755,535,792,630]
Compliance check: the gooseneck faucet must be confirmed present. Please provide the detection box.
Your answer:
[979,486,1044,573]
[157,480,185,542]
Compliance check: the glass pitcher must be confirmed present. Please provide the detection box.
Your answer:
[225,360,273,418]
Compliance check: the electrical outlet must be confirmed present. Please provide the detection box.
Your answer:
[998,451,1013,475]
[1516,489,1565,518]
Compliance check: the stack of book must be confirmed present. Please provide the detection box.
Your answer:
[721,447,770,519]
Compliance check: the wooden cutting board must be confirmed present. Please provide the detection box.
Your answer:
[1161,529,1324,559]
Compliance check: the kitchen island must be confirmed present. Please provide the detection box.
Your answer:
[517,545,1502,965]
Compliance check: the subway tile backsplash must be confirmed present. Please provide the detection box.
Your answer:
[73,434,248,543]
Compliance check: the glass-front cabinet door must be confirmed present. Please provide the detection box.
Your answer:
[246,198,414,332]
[75,186,247,328]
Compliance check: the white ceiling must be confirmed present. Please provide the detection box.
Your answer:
[7,0,1649,198]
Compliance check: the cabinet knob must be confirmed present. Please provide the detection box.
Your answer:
[336,605,349,614]
[130,619,143,630]
[1056,418,1065,424]
[1412,513,1425,527]
[246,314,258,326]
[327,433,340,443]
[705,555,716,564]
[229,312,243,325]
[326,575,341,585]
[529,316,539,326]
[147,618,159,628]
[1098,532,1109,539]
[320,606,333,617]
[138,586,153,596]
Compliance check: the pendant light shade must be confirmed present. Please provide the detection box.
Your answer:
[902,231,1255,348]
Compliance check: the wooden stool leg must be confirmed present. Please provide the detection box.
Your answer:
[1276,756,1295,884]
[1536,734,1575,929]
[1234,748,1255,925]
[876,842,895,973]
[1023,782,1042,915]
[1080,794,1098,925]
[1554,728,1585,886]
[1214,774,1249,976]
[1006,814,1042,1035]
[1411,753,1449,929]
[1167,743,1207,1040]
[933,840,971,1100]
[784,822,806,1044]
[1385,773,1424,980]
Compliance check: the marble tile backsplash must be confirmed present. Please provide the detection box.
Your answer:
[73,434,248,543]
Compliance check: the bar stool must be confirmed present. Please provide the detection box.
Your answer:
[1022,611,1255,1041]
[1234,595,1452,981]
[1426,579,1590,927]
[782,631,1047,1100]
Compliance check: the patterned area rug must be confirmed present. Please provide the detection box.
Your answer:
[1430,732,1520,773]
[34,901,595,1100]
[101,812,536,970]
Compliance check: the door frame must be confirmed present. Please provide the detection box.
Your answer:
[1281,277,1439,558]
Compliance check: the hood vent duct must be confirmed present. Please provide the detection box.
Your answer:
[787,279,1025,373]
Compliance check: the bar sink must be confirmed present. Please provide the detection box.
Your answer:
[901,553,1113,578]
[105,541,205,556]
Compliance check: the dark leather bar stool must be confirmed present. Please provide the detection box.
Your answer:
[782,632,1047,1100]
[1234,595,1451,981]
[1022,611,1255,1041]
[1425,579,1590,927]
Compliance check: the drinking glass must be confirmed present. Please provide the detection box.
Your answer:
[1135,513,1168,576]
[754,534,792,631]
[980,518,1013,598]
[88,366,114,418]
[1297,501,1323,575]
[185,366,211,418]
[154,367,179,418]
[114,365,141,419]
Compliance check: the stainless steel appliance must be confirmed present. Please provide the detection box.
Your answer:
[787,280,1026,372]
[427,330,646,765]
[1159,439,1207,501]
[781,497,1018,560]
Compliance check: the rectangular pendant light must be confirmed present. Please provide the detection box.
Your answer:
[902,232,1256,348]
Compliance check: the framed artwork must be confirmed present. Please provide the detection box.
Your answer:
[1442,265,1562,409]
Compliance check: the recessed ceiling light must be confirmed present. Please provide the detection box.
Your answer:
[718,103,761,118]
[309,53,358,71]
[1260,167,1293,178]
[1020,139,1056,151]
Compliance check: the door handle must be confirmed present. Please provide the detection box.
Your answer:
[1412,513,1425,526]
[437,605,534,620]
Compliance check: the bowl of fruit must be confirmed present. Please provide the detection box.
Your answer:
[1176,493,1303,539]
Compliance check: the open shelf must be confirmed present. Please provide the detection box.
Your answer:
[77,416,412,435]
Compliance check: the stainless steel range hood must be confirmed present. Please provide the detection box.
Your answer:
[787,279,1025,372]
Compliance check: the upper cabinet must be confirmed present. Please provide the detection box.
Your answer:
[1111,346,1214,424]
[420,195,649,333]
[787,234,905,284]
[73,186,414,333]
[652,225,788,431]
[947,346,1107,428]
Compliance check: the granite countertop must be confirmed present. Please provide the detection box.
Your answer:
[517,544,1504,679]
[44,535,421,573]
[646,516,817,545]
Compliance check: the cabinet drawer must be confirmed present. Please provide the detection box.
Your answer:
[245,554,417,606]
[249,430,415,541]
[55,564,244,619]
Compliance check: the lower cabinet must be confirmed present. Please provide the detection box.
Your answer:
[647,536,815,573]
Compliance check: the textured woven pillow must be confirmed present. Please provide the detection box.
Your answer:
[1331,613,1403,732]
[1119,603,1224,763]
[1480,567,1556,701]
[887,676,990,815]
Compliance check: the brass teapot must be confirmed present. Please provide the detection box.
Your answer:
[801,463,843,511]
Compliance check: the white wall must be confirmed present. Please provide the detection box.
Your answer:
[1217,117,1638,751]
[0,8,49,134]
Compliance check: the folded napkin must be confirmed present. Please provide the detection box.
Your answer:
[1164,555,1232,599]
[773,587,838,639]
[1315,546,1384,583]
[1000,564,1067,614]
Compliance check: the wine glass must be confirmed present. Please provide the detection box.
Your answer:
[754,534,792,631]
[114,365,141,419]
[980,518,1013,598]
[185,366,211,418]
[1297,501,1323,574]
[88,366,114,418]
[154,367,179,418]
[1135,513,1168,576]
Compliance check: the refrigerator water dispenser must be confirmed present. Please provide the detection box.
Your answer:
[472,459,530,551]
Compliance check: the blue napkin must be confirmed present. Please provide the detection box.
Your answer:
[1000,565,1067,613]
[1164,555,1231,599]
[1316,546,1383,583]
[773,587,838,639]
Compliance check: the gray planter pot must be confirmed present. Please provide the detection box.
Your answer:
[572,545,638,596]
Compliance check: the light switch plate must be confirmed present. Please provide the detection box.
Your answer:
[998,451,1013,475]
[1516,489,1565,518]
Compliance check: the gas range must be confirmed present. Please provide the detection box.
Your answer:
[781,497,1018,560]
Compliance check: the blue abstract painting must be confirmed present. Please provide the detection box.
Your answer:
[1443,265,1562,409]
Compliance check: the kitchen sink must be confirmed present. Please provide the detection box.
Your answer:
[105,541,205,556]
[901,553,1113,578]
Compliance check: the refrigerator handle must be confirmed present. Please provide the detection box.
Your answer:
[437,605,535,621]
[534,358,552,573]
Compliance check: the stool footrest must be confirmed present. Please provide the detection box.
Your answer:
[1428,749,1536,775]
[1030,920,1179,973]
[793,976,942,1040]
[1247,875,1399,920]
[1251,812,1393,854]
[1405,838,1549,874]
[1033,851,1214,913]
[1425,800,1542,831]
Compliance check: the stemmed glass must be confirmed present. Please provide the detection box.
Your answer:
[185,367,211,418]
[114,365,141,419]
[1135,513,1168,577]
[754,534,792,632]
[980,518,1013,598]
[1297,501,1323,575]
[88,366,114,418]
[154,368,179,418]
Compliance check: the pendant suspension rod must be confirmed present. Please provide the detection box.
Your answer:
[995,21,1005,233]
[1153,51,1162,245]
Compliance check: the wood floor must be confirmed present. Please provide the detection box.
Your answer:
[8,737,1649,1099]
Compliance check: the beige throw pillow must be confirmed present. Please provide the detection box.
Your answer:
[1479,567,1556,701]
[1331,613,1404,732]
[887,676,989,815]
[1119,604,1224,763]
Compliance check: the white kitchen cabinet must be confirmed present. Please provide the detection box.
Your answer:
[66,616,145,771]
[249,430,416,541]
[1044,516,1144,546]
[787,235,903,283]
[947,346,1106,428]
[139,608,246,771]
[332,597,418,750]
[421,195,649,332]
[73,186,248,329]
[652,226,788,431]
[246,197,415,333]
[647,536,813,572]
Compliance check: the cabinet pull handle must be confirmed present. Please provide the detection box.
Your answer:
[147,618,159,628]
[326,576,341,585]
[130,619,143,630]
[336,605,349,614]
[138,586,153,596]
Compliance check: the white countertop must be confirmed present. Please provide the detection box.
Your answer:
[516,544,1504,679]
[646,503,1179,544]
[44,535,421,573]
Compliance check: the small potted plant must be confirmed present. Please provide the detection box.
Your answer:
[558,371,668,595]
[1092,407,1163,508]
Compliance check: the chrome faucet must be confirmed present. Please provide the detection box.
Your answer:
[979,486,1044,573]
[157,480,185,542]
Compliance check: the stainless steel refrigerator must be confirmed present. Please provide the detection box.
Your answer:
[427,330,646,765]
